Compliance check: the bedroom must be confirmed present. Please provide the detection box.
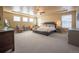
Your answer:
[0,6,79,53]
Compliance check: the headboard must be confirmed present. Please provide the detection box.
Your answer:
[42,22,57,28]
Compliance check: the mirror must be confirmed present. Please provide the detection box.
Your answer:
[4,19,10,27]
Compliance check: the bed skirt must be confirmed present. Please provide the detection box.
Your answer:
[33,30,56,36]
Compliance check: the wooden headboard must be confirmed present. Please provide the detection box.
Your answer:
[43,22,57,28]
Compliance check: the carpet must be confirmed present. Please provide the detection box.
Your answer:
[14,31,79,53]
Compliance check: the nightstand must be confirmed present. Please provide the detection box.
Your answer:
[56,27,62,33]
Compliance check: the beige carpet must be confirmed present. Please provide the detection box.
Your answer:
[14,31,79,53]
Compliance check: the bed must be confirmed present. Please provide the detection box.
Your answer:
[33,22,57,36]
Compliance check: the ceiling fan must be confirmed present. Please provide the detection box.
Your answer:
[34,7,45,15]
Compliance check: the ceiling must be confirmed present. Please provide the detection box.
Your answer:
[3,6,78,16]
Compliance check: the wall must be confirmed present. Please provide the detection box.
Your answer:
[37,13,61,26]
[3,11,61,28]
[72,11,76,29]
[3,11,35,28]
[3,10,77,29]
[37,11,76,29]
[0,7,4,29]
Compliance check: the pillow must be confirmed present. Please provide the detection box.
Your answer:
[47,24,55,27]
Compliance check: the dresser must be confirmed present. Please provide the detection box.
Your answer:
[0,29,14,52]
[68,29,79,46]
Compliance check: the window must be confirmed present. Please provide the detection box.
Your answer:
[28,7,34,15]
[29,18,33,22]
[61,15,72,29]
[22,7,29,14]
[23,17,28,22]
[13,16,21,21]
[13,6,21,12]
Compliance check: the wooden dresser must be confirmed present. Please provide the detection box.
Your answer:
[68,29,79,46]
[0,29,14,53]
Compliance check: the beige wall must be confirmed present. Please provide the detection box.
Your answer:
[72,11,76,29]
[3,10,77,29]
[3,11,35,28]
[3,11,61,27]
[0,7,4,29]
[37,11,76,29]
[37,13,61,26]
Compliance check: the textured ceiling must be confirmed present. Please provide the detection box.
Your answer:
[3,6,78,15]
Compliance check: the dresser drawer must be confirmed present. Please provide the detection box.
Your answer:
[0,30,14,52]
